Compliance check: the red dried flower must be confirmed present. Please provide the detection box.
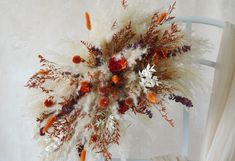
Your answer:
[154,48,168,58]
[99,96,109,109]
[79,81,91,95]
[108,57,127,73]
[125,97,134,106]
[118,100,129,114]
[90,134,97,142]
[98,86,108,95]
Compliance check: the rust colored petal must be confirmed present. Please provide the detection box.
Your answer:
[79,81,91,95]
[153,52,159,64]
[146,91,157,104]
[108,57,127,73]
[157,12,167,24]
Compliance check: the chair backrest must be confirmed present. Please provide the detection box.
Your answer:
[174,16,224,161]
[113,17,224,161]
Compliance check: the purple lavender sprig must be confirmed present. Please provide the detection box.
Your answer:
[145,109,153,118]
[169,94,193,108]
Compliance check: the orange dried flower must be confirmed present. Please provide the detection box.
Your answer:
[146,91,157,104]
[37,69,49,75]
[157,12,167,24]
[84,12,92,31]
[72,55,82,64]
[79,81,91,95]
[154,48,168,59]
[108,57,127,73]
[111,75,120,84]
[42,116,57,134]
[99,96,109,109]
[44,99,54,107]
[80,149,86,161]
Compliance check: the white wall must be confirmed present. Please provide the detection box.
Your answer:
[0,0,233,161]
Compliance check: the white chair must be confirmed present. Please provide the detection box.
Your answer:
[112,16,225,161]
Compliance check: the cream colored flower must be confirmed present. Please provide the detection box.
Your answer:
[139,64,160,92]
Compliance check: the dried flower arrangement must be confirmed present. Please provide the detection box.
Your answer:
[25,1,204,161]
